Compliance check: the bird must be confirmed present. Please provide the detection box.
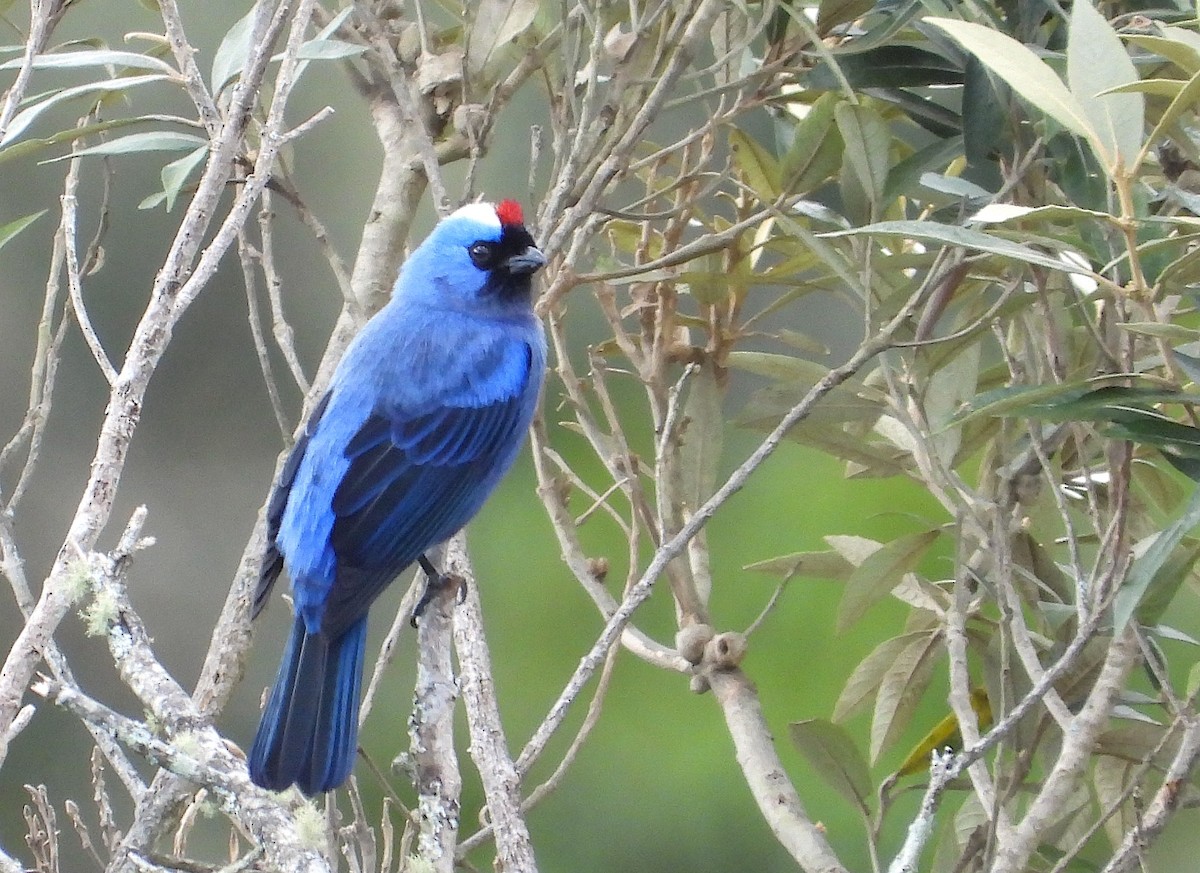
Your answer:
[247,200,547,796]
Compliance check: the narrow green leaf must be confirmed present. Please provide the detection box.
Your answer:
[923,344,980,467]
[782,420,913,478]
[466,0,539,78]
[40,130,206,162]
[920,172,991,200]
[1132,539,1200,627]
[955,382,1200,427]
[288,7,357,86]
[816,0,875,36]
[1149,624,1200,646]
[871,631,942,762]
[1099,79,1186,99]
[728,350,838,383]
[1140,68,1200,174]
[781,92,843,193]
[0,49,175,74]
[680,364,724,509]
[678,267,730,305]
[159,145,207,211]
[953,796,989,859]
[1114,486,1200,632]
[1125,34,1200,75]
[883,135,966,204]
[1174,351,1200,386]
[0,115,185,165]
[1159,26,1200,60]
[834,633,920,722]
[838,529,941,632]
[1094,755,1139,848]
[0,209,46,252]
[834,101,889,210]
[963,55,1005,167]
[788,719,872,812]
[729,128,781,200]
[744,550,853,581]
[821,220,1093,275]
[294,38,366,61]
[1066,0,1142,172]
[811,45,963,90]
[970,202,1117,226]
[212,9,255,94]
[0,74,172,146]
[925,17,1096,145]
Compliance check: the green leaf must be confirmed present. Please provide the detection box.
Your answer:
[211,9,255,94]
[1141,68,1200,174]
[954,381,1200,427]
[923,343,980,467]
[837,529,941,632]
[294,38,366,61]
[920,172,991,200]
[963,55,1006,167]
[729,128,781,200]
[925,17,1095,146]
[788,719,872,812]
[783,420,913,478]
[1175,351,1200,386]
[287,7,357,86]
[0,74,173,146]
[1104,415,1200,457]
[811,45,962,90]
[680,364,724,510]
[729,350,827,381]
[744,550,853,581]
[970,202,1117,226]
[834,101,889,211]
[1066,0,1142,172]
[883,136,966,204]
[871,631,942,762]
[1114,486,1200,632]
[0,115,184,165]
[41,130,206,162]
[0,49,175,74]
[1094,755,1139,848]
[159,145,207,211]
[1132,537,1200,627]
[821,220,1093,275]
[678,266,730,305]
[815,0,875,36]
[781,92,843,193]
[1124,34,1200,75]
[0,209,46,251]
[834,633,919,722]
[466,0,539,78]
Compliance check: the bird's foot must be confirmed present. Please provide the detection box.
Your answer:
[411,555,467,627]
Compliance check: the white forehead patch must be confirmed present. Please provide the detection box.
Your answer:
[451,202,500,230]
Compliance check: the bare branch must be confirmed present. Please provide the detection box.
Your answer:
[448,538,538,873]
[707,667,847,873]
[408,559,462,872]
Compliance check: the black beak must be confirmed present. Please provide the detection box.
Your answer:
[502,245,546,276]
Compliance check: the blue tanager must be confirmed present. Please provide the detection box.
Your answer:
[247,200,546,795]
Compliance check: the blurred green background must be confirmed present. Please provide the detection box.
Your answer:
[2,3,1200,872]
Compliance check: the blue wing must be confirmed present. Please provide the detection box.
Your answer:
[254,391,332,618]
[315,343,535,636]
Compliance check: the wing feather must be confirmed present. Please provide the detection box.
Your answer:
[254,391,332,617]
[317,347,535,635]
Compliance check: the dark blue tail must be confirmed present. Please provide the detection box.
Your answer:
[248,614,367,796]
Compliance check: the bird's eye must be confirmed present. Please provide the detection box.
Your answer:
[468,241,496,268]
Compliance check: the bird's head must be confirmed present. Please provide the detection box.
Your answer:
[398,200,546,314]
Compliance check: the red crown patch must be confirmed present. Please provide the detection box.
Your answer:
[496,199,524,227]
